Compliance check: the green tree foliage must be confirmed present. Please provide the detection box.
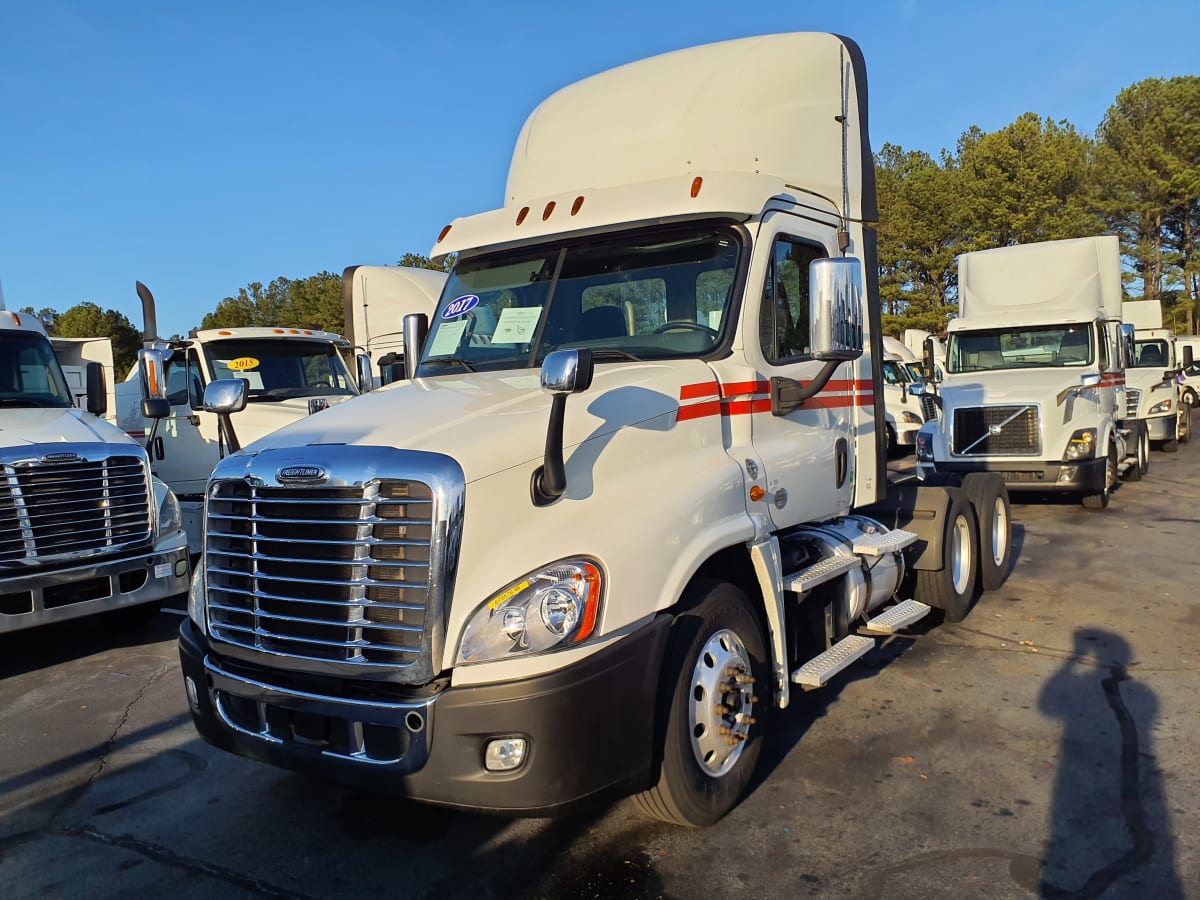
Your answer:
[53,302,142,378]
[201,272,344,334]
[397,252,456,272]
[1094,76,1200,328]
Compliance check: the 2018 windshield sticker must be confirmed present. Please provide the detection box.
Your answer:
[227,357,260,371]
[441,295,480,319]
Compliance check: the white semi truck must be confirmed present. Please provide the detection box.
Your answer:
[1121,299,1191,452]
[879,338,924,455]
[120,283,365,556]
[342,265,447,388]
[176,33,1012,825]
[0,286,189,632]
[915,236,1149,510]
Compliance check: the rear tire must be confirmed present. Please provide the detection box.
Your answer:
[1082,442,1117,510]
[1179,408,1191,444]
[1122,423,1147,483]
[1162,438,1179,453]
[634,580,768,827]
[913,488,979,623]
[961,474,1011,591]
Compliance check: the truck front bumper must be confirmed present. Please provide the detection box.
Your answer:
[0,532,190,633]
[924,458,1107,493]
[1146,414,1175,441]
[179,613,672,815]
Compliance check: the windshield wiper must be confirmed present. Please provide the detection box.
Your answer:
[589,348,644,363]
[423,357,477,372]
[0,397,53,408]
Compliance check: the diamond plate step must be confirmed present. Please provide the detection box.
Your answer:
[861,598,932,635]
[851,528,919,557]
[791,634,875,688]
[783,556,858,594]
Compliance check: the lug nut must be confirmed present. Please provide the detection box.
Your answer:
[735,675,756,685]
[718,725,731,735]
[736,715,757,726]
[715,704,730,715]
[749,696,759,704]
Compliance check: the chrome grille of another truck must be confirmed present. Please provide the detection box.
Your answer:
[0,453,152,565]
[1125,389,1141,419]
[919,394,939,422]
[952,406,1040,455]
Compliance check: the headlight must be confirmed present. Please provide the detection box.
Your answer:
[1064,428,1097,461]
[457,559,603,664]
[1149,398,1173,415]
[151,478,182,538]
[187,565,206,635]
[916,430,934,461]
[901,410,923,424]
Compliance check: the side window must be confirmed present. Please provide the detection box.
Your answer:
[1098,324,1110,373]
[186,350,204,409]
[164,359,190,406]
[759,237,824,364]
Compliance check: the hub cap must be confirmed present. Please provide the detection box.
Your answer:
[688,628,756,777]
[951,513,972,595]
[990,497,1008,566]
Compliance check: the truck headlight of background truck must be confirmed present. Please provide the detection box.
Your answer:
[152,478,183,539]
[901,411,922,425]
[1148,398,1173,415]
[916,430,935,461]
[1064,428,1097,460]
[187,565,206,636]
[458,559,603,663]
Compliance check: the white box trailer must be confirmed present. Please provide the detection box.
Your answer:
[178,33,1014,826]
[342,265,447,387]
[1122,299,1191,451]
[916,236,1149,509]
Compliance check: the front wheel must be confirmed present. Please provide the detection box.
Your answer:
[913,488,980,623]
[1122,423,1148,483]
[1183,387,1197,408]
[961,474,1012,591]
[1082,442,1117,510]
[634,580,768,827]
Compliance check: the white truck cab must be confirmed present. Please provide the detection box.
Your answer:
[916,236,1149,510]
[1122,299,1191,452]
[0,287,189,631]
[342,265,447,388]
[178,33,1013,826]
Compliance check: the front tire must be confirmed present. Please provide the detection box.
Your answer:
[913,488,980,623]
[1082,442,1117,510]
[961,474,1011,591]
[634,580,768,827]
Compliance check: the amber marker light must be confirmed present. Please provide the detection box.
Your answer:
[749,486,766,502]
[572,562,603,643]
[10,313,21,326]
[437,224,452,243]
[218,330,232,335]
[542,201,556,221]
[690,176,703,198]
[571,195,585,215]
[515,206,530,225]
[273,328,284,334]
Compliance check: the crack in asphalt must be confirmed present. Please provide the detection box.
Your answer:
[927,626,1197,673]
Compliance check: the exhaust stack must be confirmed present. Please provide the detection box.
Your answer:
[135,280,159,344]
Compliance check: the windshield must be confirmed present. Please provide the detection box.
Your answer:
[903,362,925,383]
[204,339,358,402]
[418,223,742,375]
[947,325,1094,373]
[0,331,73,408]
[1132,339,1169,369]
[881,360,906,385]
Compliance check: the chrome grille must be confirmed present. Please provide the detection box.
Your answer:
[953,406,1040,455]
[919,393,940,422]
[1125,388,1142,419]
[206,478,436,674]
[0,453,152,566]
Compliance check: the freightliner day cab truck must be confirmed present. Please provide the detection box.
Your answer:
[120,283,365,556]
[915,236,1150,511]
[1121,299,1192,452]
[0,286,189,632]
[342,265,448,388]
[176,33,1013,826]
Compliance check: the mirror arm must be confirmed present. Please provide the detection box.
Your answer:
[531,393,569,507]
[217,413,241,456]
[770,360,842,417]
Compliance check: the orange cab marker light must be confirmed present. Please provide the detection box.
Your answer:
[218,330,232,335]
[303,330,313,335]
[690,177,703,198]
[273,328,284,334]
[515,206,530,226]
[10,313,21,326]
[572,565,602,643]
[437,224,452,243]
[289,329,299,334]
[749,485,766,502]
[542,201,556,221]
[571,196,585,216]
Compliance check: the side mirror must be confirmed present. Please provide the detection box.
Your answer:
[1184,345,1194,368]
[1119,323,1136,368]
[1163,370,1176,383]
[809,258,864,361]
[402,313,430,381]
[85,361,107,416]
[202,379,248,414]
[141,397,170,419]
[922,337,943,384]
[532,349,594,506]
[1080,373,1102,389]
[355,352,373,393]
[138,348,168,400]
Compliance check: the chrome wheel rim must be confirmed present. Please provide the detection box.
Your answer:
[688,628,756,777]
[951,513,972,596]
[991,497,1008,566]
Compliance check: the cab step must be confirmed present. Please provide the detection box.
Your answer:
[851,528,919,557]
[783,556,858,594]
[791,634,874,689]
[861,598,932,635]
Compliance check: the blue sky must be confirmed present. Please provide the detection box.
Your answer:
[1,1,1197,339]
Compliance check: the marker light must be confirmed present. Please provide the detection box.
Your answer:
[571,196,585,215]
[515,206,530,225]
[437,224,452,242]
[749,485,766,502]
[691,177,703,198]
[542,201,556,221]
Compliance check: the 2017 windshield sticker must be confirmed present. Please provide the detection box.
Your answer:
[441,295,480,319]
[227,357,260,371]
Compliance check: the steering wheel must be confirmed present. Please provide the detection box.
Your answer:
[652,321,719,337]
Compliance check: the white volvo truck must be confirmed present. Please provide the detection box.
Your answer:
[1121,299,1191,452]
[119,283,364,556]
[342,265,447,388]
[0,288,189,632]
[915,236,1149,510]
[177,33,1012,826]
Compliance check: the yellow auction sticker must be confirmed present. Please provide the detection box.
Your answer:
[227,357,260,371]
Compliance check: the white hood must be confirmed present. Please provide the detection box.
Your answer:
[0,407,138,448]
[238,362,716,483]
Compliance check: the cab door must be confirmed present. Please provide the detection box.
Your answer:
[149,349,214,498]
[746,220,857,529]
